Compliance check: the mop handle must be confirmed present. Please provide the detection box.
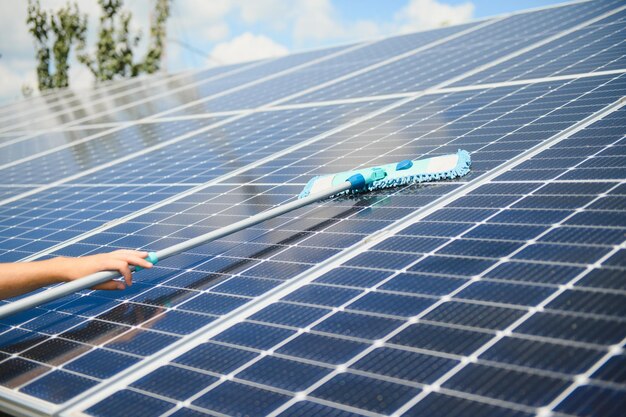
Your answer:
[0,180,357,319]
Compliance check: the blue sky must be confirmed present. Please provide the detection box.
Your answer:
[0,0,567,105]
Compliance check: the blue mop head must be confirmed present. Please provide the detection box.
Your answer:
[298,149,471,199]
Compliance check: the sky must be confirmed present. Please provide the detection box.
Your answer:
[0,0,569,105]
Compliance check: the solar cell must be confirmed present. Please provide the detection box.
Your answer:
[0,1,624,416]
[456,8,626,86]
[285,0,625,104]
[74,100,625,417]
[3,46,349,132]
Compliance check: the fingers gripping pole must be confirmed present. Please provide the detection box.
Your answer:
[135,252,159,271]
[0,181,353,320]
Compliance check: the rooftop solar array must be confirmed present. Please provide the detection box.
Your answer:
[0,1,625,416]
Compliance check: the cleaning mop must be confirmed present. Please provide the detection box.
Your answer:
[0,150,470,319]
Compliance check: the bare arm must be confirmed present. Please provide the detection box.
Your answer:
[0,250,153,299]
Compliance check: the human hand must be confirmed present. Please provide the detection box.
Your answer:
[53,250,154,290]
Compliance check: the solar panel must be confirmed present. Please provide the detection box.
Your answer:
[0,1,625,416]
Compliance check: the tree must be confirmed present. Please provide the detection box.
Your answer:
[26,0,171,93]
[26,0,87,91]
[77,0,171,82]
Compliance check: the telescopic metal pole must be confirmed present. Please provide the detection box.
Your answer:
[0,181,353,320]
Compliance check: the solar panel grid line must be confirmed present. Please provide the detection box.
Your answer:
[0,12,620,412]
[0,193,464,406]
[58,88,615,416]
[0,103,400,260]
[0,198,389,412]
[0,393,50,417]
[3,73,620,268]
[49,183,207,187]
[421,2,626,94]
[0,59,264,134]
[149,91,409,124]
[272,4,625,110]
[519,15,626,77]
[9,77,523,264]
[0,114,252,208]
[242,17,502,113]
[0,117,118,138]
[427,69,626,97]
[454,8,626,87]
[138,41,410,120]
[165,89,620,412]
[540,341,625,415]
[390,184,626,415]
[261,149,625,417]
[44,191,492,412]
[72,41,370,128]
[0,124,124,150]
[0,86,81,120]
[0,183,192,262]
[11,68,623,128]
[3,14,621,202]
[0,59,158,118]
[0,124,136,171]
[0,59,264,132]
[284,4,624,107]
[212,111,626,416]
[146,109,253,122]
[1,75,620,308]
[152,27,529,119]
[0,128,98,145]
[10,99,409,263]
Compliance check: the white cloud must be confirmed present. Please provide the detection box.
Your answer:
[168,0,233,38]
[211,32,288,64]
[182,0,233,21]
[395,0,474,32]
[0,63,34,103]
[292,0,343,41]
[234,0,381,45]
[236,0,291,28]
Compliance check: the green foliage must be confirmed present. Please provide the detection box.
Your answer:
[51,3,87,88]
[142,0,170,74]
[26,0,171,92]
[27,0,86,91]
[77,0,171,82]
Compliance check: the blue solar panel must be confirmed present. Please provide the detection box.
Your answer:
[285,0,624,104]
[455,8,626,86]
[0,1,624,416]
[107,106,623,417]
